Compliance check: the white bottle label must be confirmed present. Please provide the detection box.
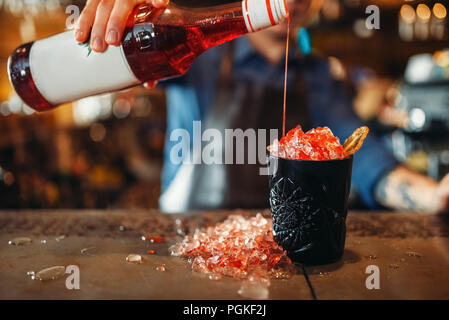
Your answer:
[242,0,288,33]
[29,30,140,105]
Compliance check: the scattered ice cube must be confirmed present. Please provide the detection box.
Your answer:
[80,247,96,256]
[238,281,269,300]
[405,251,422,258]
[126,254,142,264]
[208,274,222,280]
[26,271,35,280]
[144,236,164,243]
[35,266,66,281]
[156,265,166,272]
[8,237,32,246]
[169,214,291,283]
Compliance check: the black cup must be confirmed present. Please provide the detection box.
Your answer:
[268,155,353,265]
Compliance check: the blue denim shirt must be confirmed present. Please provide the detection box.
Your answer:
[161,36,398,208]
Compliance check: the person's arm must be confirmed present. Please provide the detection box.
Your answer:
[306,58,449,214]
[305,59,398,208]
[374,166,449,214]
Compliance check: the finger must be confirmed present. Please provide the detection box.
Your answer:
[90,0,115,52]
[439,184,449,200]
[152,0,169,9]
[143,81,158,90]
[441,173,449,185]
[75,0,101,42]
[105,0,135,45]
[438,174,449,195]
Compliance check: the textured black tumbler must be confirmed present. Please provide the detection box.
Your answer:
[268,155,353,265]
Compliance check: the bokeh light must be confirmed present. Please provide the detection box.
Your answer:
[400,4,416,24]
[416,4,431,21]
[89,123,107,142]
[433,3,447,20]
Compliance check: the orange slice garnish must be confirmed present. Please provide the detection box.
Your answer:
[343,126,369,156]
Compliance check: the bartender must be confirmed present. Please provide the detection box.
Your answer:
[75,0,449,214]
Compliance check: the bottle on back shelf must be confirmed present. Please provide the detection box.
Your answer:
[8,0,289,112]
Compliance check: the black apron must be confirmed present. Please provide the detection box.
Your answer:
[181,42,309,210]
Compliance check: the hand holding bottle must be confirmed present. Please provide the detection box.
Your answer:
[75,0,169,53]
[9,0,288,111]
[75,0,169,90]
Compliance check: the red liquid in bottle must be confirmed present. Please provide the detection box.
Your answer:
[122,4,249,83]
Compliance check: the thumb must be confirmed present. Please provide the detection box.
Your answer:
[436,173,449,213]
[151,0,169,8]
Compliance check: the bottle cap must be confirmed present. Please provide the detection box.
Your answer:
[243,0,289,32]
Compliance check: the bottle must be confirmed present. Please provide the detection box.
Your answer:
[8,0,289,112]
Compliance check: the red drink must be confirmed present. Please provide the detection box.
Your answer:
[8,0,288,112]
[269,125,347,160]
[121,4,250,82]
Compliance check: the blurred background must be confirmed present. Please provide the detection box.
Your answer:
[1,0,449,209]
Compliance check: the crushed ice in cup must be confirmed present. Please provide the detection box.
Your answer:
[268,125,346,160]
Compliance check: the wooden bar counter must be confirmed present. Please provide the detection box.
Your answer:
[1,209,448,299]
